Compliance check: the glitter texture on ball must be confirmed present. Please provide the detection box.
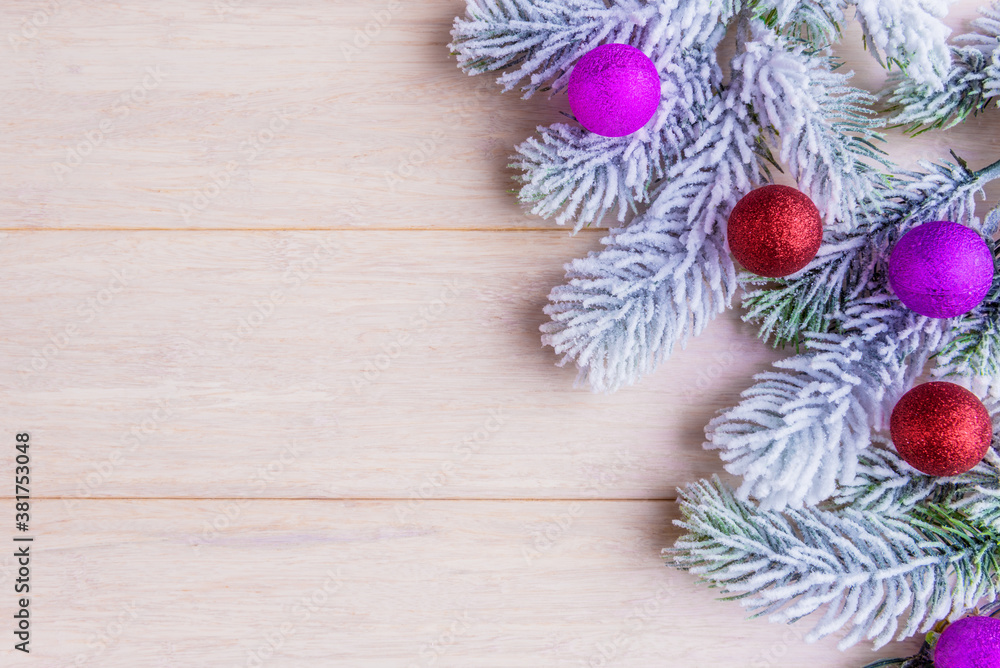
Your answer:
[726,185,823,278]
[888,220,994,318]
[935,616,1000,668]
[567,43,661,137]
[889,381,993,477]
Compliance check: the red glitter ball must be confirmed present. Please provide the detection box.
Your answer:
[727,185,823,278]
[889,382,993,476]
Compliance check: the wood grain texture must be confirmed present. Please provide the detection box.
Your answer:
[1,0,999,230]
[0,231,782,499]
[0,0,997,665]
[0,500,922,667]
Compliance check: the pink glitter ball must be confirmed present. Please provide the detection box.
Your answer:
[935,616,1000,668]
[567,43,660,137]
[888,220,994,318]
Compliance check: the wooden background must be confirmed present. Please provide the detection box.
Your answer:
[1,1,999,666]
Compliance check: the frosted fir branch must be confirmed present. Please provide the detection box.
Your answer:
[888,46,997,134]
[453,0,899,231]
[450,0,632,98]
[716,156,1000,511]
[706,300,947,510]
[743,156,994,347]
[988,8,1000,102]
[936,242,1000,379]
[850,0,952,89]
[737,22,887,229]
[539,21,898,390]
[666,476,1000,649]
[540,65,769,392]
[453,0,959,234]
[513,48,721,228]
[887,2,1000,133]
[835,436,1000,523]
[450,0,957,99]
[755,0,846,44]
[511,12,890,230]
[758,0,954,82]
[741,231,875,348]
[449,0,732,99]
[858,645,935,668]
[988,200,1000,233]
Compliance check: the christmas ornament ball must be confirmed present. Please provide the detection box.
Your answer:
[888,220,994,318]
[889,382,993,477]
[567,43,660,137]
[935,616,1000,668]
[726,185,823,278]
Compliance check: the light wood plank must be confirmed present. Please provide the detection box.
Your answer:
[1,0,999,230]
[0,499,922,666]
[0,230,783,500]
[0,0,564,230]
[0,2,995,666]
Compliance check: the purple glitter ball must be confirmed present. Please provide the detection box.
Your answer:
[887,220,994,318]
[935,616,1000,668]
[567,43,660,137]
